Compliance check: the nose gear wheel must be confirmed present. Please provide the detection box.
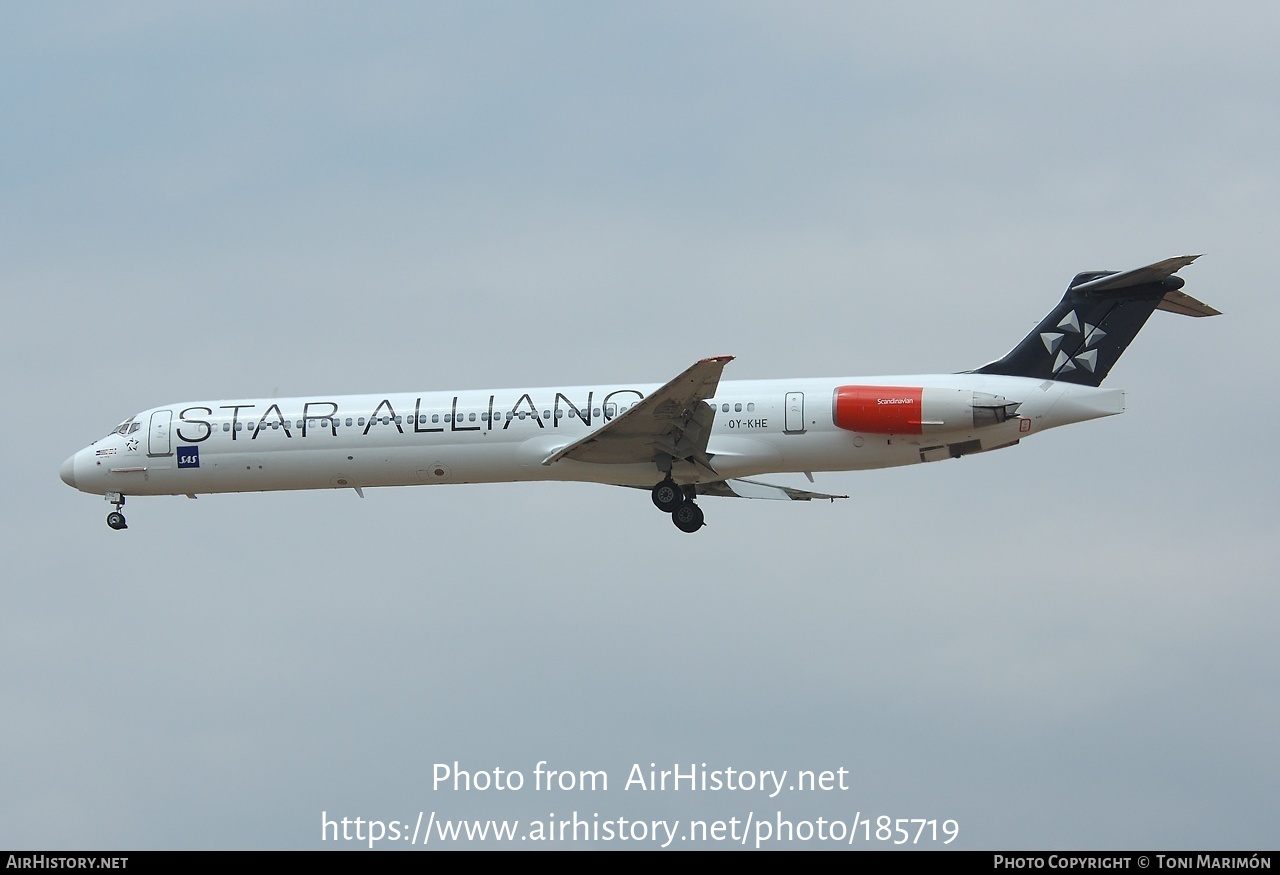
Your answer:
[106,495,127,530]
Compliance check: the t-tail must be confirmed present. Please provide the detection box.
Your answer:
[974,255,1219,386]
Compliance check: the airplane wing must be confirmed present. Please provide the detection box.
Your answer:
[542,356,733,474]
[696,478,848,502]
[623,477,847,501]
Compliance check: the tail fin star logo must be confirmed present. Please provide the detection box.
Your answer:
[1044,310,1107,375]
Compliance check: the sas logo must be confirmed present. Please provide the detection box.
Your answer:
[177,446,200,469]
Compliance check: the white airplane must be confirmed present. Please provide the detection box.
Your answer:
[60,256,1218,533]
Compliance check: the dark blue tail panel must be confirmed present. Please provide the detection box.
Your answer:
[974,257,1206,386]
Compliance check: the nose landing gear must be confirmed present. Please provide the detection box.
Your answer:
[651,478,706,533]
[105,494,127,530]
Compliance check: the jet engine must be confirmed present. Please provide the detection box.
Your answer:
[832,386,1021,435]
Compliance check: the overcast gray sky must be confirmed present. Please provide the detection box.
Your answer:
[3,1,1277,849]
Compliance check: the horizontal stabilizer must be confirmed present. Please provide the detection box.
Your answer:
[1071,255,1201,293]
[1157,288,1221,317]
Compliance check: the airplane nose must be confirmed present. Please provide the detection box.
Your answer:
[60,455,77,489]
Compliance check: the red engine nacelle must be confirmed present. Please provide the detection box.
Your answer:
[832,386,1020,435]
[832,386,925,434]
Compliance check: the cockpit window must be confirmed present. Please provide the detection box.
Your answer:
[109,418,136,437]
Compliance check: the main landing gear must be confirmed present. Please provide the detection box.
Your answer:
[651,478,705,533]
[106,494,127,531]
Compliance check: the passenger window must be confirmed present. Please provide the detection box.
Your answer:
[735,403,742,412]
[469,413,477,422]
[722,403,729,412]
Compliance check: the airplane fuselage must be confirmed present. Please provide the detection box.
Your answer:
[61,373,1121,500]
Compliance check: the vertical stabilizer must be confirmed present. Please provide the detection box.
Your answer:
[974,256,1215,386]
